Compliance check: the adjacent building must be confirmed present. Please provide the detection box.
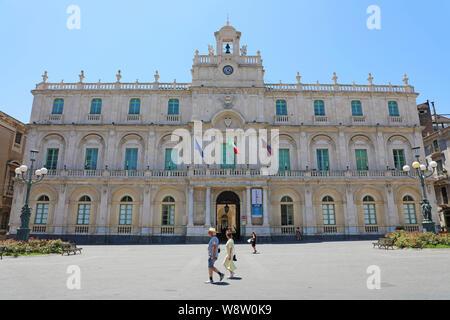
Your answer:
[8,23,442,243]
[0,111,26,239]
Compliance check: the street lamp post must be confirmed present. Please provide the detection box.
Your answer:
[402,147,438,233]
[14,150,48,241]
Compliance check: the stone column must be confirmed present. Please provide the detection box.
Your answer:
[205,187,211,227]
[246,186,252,227]
[304,185,315,234]
[345,184,358,234]
[141,185,151,235]
[96,184,109,234]
[384,184,397,232]
[188,186,194,227]
[53,184,67,234]
[263,186,269,226]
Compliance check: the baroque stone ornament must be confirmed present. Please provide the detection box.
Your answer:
[224,95,233,108]
[224,117,232,127]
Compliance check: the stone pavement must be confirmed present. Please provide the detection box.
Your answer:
[1,241,449,299]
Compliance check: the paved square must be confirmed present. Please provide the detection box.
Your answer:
[1,241,449,300]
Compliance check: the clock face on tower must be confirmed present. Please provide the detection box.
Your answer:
[223,65,234,75]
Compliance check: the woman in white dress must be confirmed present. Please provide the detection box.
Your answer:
[223,230,237,278]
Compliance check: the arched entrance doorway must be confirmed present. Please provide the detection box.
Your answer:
[216,191,240,241]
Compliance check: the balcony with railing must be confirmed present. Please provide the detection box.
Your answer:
[41,168,420,181]
[352,116,366,123]
[389,116,403,124]
[48,114,63,122]
[274,115,289,124]
[87,114,102,122]
[127,114,141,122]
[313,116,328,123]
[166,114,180,123]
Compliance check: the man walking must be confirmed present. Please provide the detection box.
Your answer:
[205,227,224,284]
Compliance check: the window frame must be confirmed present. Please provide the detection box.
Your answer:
[52,98,64,114]
[276,100,287,116]
[90,98,102,115]
[314,100,325,116]
[351,100,363,116]
[128,98,141,115]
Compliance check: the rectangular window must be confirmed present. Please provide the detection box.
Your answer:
[90,99,102,114]
[442,187,448,204]
[14,132,22,145]
[165,148,178,170]
[45,148,59,170]
[322,204,336,225]
[276,100,287,116]
[314,100,325,116]
[279,149,290,170]
[52,99,64,114]
[403,204,417,225]
[124,148,138,170]
[281,204,294,226]
[393,149,406,170]
[388,101,399,117]
[221,143,235,169]
[34,203,49,225]
[351,101,363,116]
[119,204,133,225]
[168,99,179,115]
[317,149,329,171]
[364,204,377,225]
[355,149,368,170]
[84,148,98,170]
[129,99,140,115]
[77,204,91,225]
[162,204,175,226]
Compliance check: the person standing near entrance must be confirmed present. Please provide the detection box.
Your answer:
[223,230,237,278]
[205,227,224,284]
[250,231,257,254]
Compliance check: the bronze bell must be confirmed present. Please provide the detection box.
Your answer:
[225,43,231,54]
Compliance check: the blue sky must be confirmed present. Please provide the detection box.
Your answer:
[0,0,449,123]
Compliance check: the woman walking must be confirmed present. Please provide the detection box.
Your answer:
[223,230,237,278]
[250,231,257,254]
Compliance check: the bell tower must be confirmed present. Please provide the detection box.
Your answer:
[214,21,241,56]
[191,23,265,87]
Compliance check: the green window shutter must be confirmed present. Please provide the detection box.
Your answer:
[276,100,287,116]
[388,101,399,116]
[314,100,325,116]
[221,143,235,168]
[351,101,363,116]
[168,99,179,115]
[129,99,141,114]
[165,148,177,170]
[52,99,64,114]
[90,99,102,114]
[124,148,138,170]
[317,149,329,171]
[162,204,175,226]
[393,149,405,170]
[45,148,59,170]
[84,148,98,170]
[355,149,368,170]
[281,204,293,226]
[278,149,290,170]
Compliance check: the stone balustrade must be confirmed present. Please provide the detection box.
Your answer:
[35,81,415,94]
[41,169,419,180]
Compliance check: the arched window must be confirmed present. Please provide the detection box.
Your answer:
[280,196,294,226]
[363,196,377,225]
[35,195,50,225]
[77,196,91,225]
[129,98,141,115]
[314,100,325,116]
[388,101,399,117]
[403,195,417,224]
[351,100,363,116]
[322,196,336,225]
[276,100,287,116]
[52,99,64,114]
[168,99,179,115]
[162,196,175,226]
[90,98,102,114]
[119,196,133,225]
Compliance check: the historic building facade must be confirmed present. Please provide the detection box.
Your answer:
[0,111,26,239]
[9,24,442,243]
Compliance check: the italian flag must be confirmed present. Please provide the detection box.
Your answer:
[228,138,240,154]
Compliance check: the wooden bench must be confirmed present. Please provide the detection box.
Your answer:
[61,242,82,256]
[373,238,395,250]
[0,246,5,260]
